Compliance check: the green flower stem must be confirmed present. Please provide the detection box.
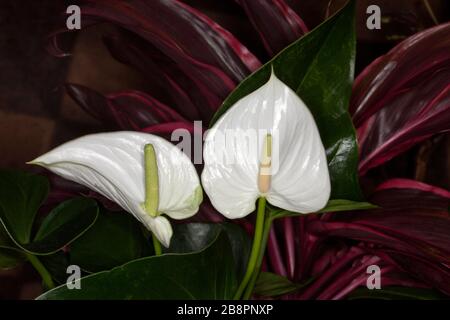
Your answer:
[233,197,266,300]
[152,232,162,256]
[242,215,274,299]
[25,252,55,289]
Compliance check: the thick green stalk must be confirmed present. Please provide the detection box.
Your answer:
[25,252,55,289]
[242,215,273,299]
[233,197,266,300]
[152,232,162,256]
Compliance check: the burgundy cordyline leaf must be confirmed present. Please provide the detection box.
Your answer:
[358,70,450,174]
[311,208,450,264]
[282,217,297,279]
[351,22,450,123]
[296,245,429,300]
[267,226,288,277]
[370,178,450,210]
[380,249,450,296]
[267,215,326,282]
[52,0,261,114]
[288,166,450,293]
[350,22,450,174]
[89,33,214,123]
[294,215,328,281]
[285,179,450,298]
[102,35,208,121]
[298,245,366,299]
[236,0,308,56]
[65,84,188,130]
[309,242,347,279]
[315,255,388,300]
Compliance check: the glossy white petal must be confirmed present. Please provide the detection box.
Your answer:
[30,131,201,247]
[202,72,330,219]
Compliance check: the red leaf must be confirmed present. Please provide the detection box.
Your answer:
[236,0,308,56]
[65,84,187,130]
[350,23,450,174]
[102,36,204,121]
[351,22,450,123]
[370,178,450,210]
[312,207,450,264]
[51,0,261,114]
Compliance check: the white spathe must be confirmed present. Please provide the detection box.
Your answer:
[202,71,330,219]
[30,131,202,247]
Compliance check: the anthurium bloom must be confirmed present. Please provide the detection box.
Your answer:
[29,131,202,247]
[202,71,330,218]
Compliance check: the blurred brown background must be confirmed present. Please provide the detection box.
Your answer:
[0,0,448,299]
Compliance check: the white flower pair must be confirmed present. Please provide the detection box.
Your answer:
[31,72,330,247]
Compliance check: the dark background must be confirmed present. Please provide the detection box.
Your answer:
[0,0,449,299]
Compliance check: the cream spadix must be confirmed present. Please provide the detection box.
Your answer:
[29,131,202,247]
[202,71,330,219]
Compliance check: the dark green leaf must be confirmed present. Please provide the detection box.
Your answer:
[318,200,377,213]
[37,230,237,300]
[210,0,362,201]
[167,223,251,280]
[40,251,72,285]
[167,223,220,254]
[222,223,251,280]
[0,224,23,269]
[0,169,49,244]
[254,272,299,297]
[0,224,16,250]
[70,209,150,273]
[0,248,24,270]
[22,197,98,255]
[0,170,98,255]
[348,286,447,300]
[271,199,376,219]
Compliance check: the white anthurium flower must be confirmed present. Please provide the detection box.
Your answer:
[29,131,202,247]
[202,71,331,219]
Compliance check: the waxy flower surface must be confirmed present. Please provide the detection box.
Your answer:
[30,131,202,247]
[202,72,331,218]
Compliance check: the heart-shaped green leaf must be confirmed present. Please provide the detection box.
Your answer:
[26,197,99,254]
[70,209,151,273]
[0,224,16,251]
[37,229,237,300]
[271,199,377,219]
[40,251,72,285]
[318,200,377,213]
[0,224,24,270]
[21,197,98,255]
[167,223,251,279]
[210,0,362,202]
[0,170,98,255]
[254,272,300,297]
[0,248,24,270]
[0,170,49,244]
